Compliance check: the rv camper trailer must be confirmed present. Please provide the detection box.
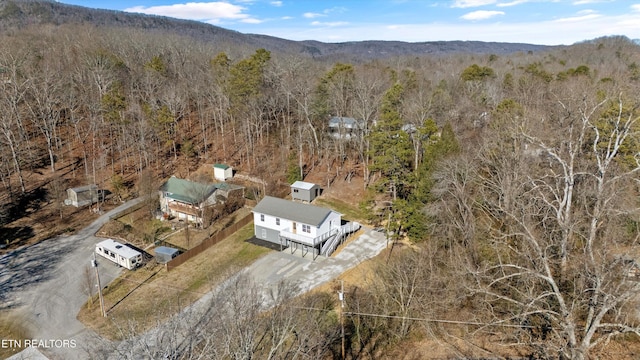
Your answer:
[95,239,142,270]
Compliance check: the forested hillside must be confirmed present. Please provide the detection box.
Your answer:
[1,2,640,358]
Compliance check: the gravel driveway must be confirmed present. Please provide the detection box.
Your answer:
[1,198,144,360]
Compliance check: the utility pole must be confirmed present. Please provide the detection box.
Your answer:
[339,279,345,360]
[92,256,106,317]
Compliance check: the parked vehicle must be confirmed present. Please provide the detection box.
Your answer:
[95,239,142,270]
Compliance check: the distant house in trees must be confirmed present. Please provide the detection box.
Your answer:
[66,184,98,207]
[252,196,346,258]
[159,176,243,225]
[290,181,321,202]
[0,67,9,84]
[213,164,233,181]
[328,116,365,139]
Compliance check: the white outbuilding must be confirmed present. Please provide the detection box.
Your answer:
[213,164,233,181]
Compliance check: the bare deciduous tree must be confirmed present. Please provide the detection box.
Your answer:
[432,89,640,359]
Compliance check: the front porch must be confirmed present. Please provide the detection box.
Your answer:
[278,228,339,260]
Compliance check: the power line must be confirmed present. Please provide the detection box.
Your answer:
[102,270,211,297]
[343,311,539,329]
[294,303,541,329]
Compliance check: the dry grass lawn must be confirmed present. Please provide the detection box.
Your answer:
[0,314,30,359]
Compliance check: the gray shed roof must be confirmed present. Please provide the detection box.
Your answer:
[291,181,317,190]
[155,246,180,256]
[69,184,98,193]
[253,196,339,227]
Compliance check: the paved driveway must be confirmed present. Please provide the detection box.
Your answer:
[247,228,387,292]
[1,198,144,360]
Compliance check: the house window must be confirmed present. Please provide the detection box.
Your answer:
[260,214,265,222]
[293,189,299,193]
[302,224,311,233]
[276,218,280,225]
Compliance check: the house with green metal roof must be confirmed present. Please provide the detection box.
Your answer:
[159,176,243,225]
[252,196,343,258]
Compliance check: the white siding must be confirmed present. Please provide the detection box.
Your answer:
[254,211,291,232]
[318,211,342,235]
[253,211,320,241]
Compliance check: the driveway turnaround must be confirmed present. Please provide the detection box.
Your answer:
[1,198,144,360]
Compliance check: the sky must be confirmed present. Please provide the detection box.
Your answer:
[56,0,640,45]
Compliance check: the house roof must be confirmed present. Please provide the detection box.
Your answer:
[159,177,217,204]
[253,196,339,227]
[213,164,230,170]
[328,117,363,129]
[215,182,244,191]
[68,184,98,193]
[291,181,317,190]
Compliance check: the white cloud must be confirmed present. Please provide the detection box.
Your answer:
[553,12,601,22]
[303,7,346,18]
[241,18,263,24]
[125,2,249,22]
[303,12,324,18]
[632,4,640,12]
[270,1,282,6]
[310,21,349,27]
[452,0,497,8]
[497,0,529,7]
[461,10,505,20]
[572,0,608,4]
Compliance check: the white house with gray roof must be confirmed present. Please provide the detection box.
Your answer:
[328,116,365,139]
[252,196,342,257]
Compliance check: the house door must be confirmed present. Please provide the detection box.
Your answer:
[292,222,297,234]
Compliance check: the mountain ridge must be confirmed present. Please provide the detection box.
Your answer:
[0,0,558,60]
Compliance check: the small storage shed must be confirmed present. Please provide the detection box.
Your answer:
[66,184,98,207]
[155,246,180,264]
[213,164,233,181]
[291,181,321,202]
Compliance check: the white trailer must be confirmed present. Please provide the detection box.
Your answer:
[95,239,142,270]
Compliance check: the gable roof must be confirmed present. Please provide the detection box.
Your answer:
[68,184,98,194]
[253,196,339,227]
[290,181,318,190]
[159,177,217,204]
[215,182,244,191]
[328,117,364,129]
